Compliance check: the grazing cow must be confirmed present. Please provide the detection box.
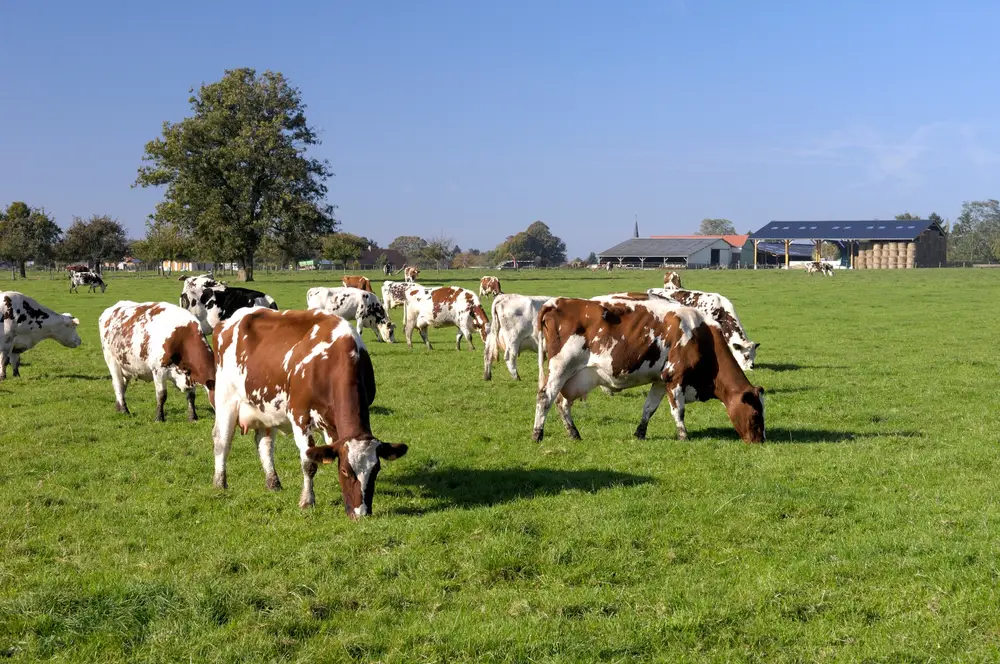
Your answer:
[647,286,758,370]
[533,297,765,443]
[664,271,682,288]
[69,271,106,293]
[382,263,393,276]
[0,292,82,380]
[483,293,553,380]
[605,262,614,272]
[179,275,277,335]
[306,287,395,342]
[211,307,408,517]
[805,261,835,277]
[479,276,502,298]
[404,286,489,350]
[99,301,215,421]
[404,266,420,283]
[341,275,374,292]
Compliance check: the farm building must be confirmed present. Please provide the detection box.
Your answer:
[747,220,948,269]
[597,235,748,268]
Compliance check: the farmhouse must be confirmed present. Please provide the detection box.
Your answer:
[747,219,948,269]
[598,235,749,269]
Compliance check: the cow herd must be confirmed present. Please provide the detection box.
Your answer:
[1,269,766,519]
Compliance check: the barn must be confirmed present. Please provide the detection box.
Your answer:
[597,236,747,269]
[747,220,948,269]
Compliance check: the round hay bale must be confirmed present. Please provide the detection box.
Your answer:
[907,241,917,253]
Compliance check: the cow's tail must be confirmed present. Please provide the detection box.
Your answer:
[536,304,552,391]
[485,296,502,370]
[264,295,278,310]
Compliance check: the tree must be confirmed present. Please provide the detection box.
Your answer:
[950,200,1000,262]
[0,202,62,278]
[895,212,921,220]
[492,221,567,265]
[423,235,454,269]
[131,219,194,273]
[134,68,336,282]
[586,251,598,264]
[696,218,737,235]
[388,235,428,263]
[322,232,368,268]
[59,215,129,273]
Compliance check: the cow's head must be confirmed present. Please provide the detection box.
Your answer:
[55,315,83,349]
[305,437,408,519]
[98,280,108,293]
[731,341,759,370]
[377,319,395,344]
[725,385,765,443]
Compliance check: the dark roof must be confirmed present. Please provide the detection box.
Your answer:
[756,241,813,257]
[359,248,405,265]
[749,220,943,241]
[598,237,726,258]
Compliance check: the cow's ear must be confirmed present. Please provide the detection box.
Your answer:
[70,317,80,325]
[163,352,182,367]
[753,386,765,399]
[377,442,408,461]
[306,443,341,464]
[753,342,761,349]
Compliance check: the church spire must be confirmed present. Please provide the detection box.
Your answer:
[634,214,639,238]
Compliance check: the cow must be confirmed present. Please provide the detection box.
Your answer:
[211,307,408,517]
[404,286,489,350]
[805,262,835,277]
[0,292,82,380]
[533,297,765,444]
[69,271,106,293]
[99,301,216,421]
[664,271,682,288]
[341,275,374,292]
[479,276,502,298]
[381,280,418,318]
[382,263,393,276]
[404,265,420,283]
[306,287,395,343]
[179,274,277,335]
[483,293,553,381]
[606,262,614,272]
[646,286,758,371]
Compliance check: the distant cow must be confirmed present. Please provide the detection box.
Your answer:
[99,301,216,421]
[306,287,395,342]
[483,293,553,380]
[479,276,502,298]
[69,271,106,293]
[212,307,408,517]
[404,266,420,283]
[179,274,277,335]
[805,262,835,277]
[664,271,682,288]
[0,292,82,380]
[647,286,758,370]
[381,280,417,318]
[605,263,614,272]
[382,263,393,276]
[341,275,374,292]
[533,297,765,443]
[404,286,489,350]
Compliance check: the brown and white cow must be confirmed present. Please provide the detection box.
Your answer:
[211,307,407,517]
[404,286,489,350]
[805,261,835,277]
[341,275,374,292]
[404,265,420,283]
[479,276,502,298]
[533,297,765,443]
[664,271,682,288]
[483,293,553,380]
[99,301,216,421]
[1,292,82,380]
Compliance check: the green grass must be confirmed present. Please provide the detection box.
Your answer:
[2,267,1000,662]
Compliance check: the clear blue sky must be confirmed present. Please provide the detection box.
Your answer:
[3,1,999,259]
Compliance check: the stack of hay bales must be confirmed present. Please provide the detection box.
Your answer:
[856,241,871,269]
[904,241,917,268]
[886,241,900,269]
[871,242,884,269]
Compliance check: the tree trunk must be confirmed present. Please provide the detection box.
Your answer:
[18,260,26,278]
[239,254,255,282]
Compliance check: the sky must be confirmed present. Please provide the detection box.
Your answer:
[3,1,1000,259]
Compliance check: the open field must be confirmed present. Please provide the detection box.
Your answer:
[2,267,999,662]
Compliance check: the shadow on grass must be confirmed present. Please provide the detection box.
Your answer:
[756,363,849,372]
[370,405,394,416]
[388,467,654,515]
[695,427,923,443]
[52,373,106,381]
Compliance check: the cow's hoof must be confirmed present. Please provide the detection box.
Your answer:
[155,414,165,423]
[188,412,199,422]
[567,428,582,441]
[634,427,647,440]
[213,474,228,490]
[115,403,128,414]
[266,474,282,491]
[532,427,544,442]
[298,499,315,509]
[483,373,492,381]
[677,432,688,441]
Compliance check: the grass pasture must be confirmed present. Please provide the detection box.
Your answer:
[1,267,1000,662]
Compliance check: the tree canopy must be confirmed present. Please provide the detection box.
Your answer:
[59,215,129,272]
[895,212,921,220]
[134,68,336,281]
[696,218,737,235]
[388,236,428,263]
[0,202,61,278]
[131,220,194,270]
[949,200,1000,262]
[321,232,368,267]
[492,221,567,266]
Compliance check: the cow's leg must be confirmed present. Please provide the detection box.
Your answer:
[419,324,432,350]
[634,383,667,440]
[462,321,475,351]
[185,389,198,421]
[256,428,282,490]
[356,320,364,337]
[666,385,688,441]
[0,349,7,381]
[212,404,238,489]
[533,362,571,442]
[109,362,130,414]
[505,338,521,380]
[10,352,21,378]
[456,330,463,350]
[153,373,168,422]
[291,422,317,508]
[556,395,581,440]
[405,317,415,348]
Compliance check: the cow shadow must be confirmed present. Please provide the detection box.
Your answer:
[370,405,394,416]
[756,363,848,372]
[385,467,653,515]
[53,374,106,381]
[693,427,921,443]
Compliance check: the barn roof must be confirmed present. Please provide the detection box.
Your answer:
[749,220,944,241]
[598,237,725,258]
[649,234,750,248]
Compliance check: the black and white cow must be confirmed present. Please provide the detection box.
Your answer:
[69,271,106,293]
[306,287,395,342]
[1,291,82,379]
[805,262,835,277]
[179,274,277,335]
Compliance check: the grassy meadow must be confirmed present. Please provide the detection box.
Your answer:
[1,266,1000,662]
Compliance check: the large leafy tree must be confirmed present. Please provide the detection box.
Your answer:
[131,219,194,272]
[950,200,1000,262]
[58,215,129,273]
[0,202,62,278]
[696,218,737,235]
[493,221,567,265]
[134,68,336,281]
[895,212,921,220]
[322,232,368,267]
[388,235,428,264]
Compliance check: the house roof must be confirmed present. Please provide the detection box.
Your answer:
[359,248,405,265]
[649,234,749,248]
[598,237,726,258]
[749,220,944,241]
